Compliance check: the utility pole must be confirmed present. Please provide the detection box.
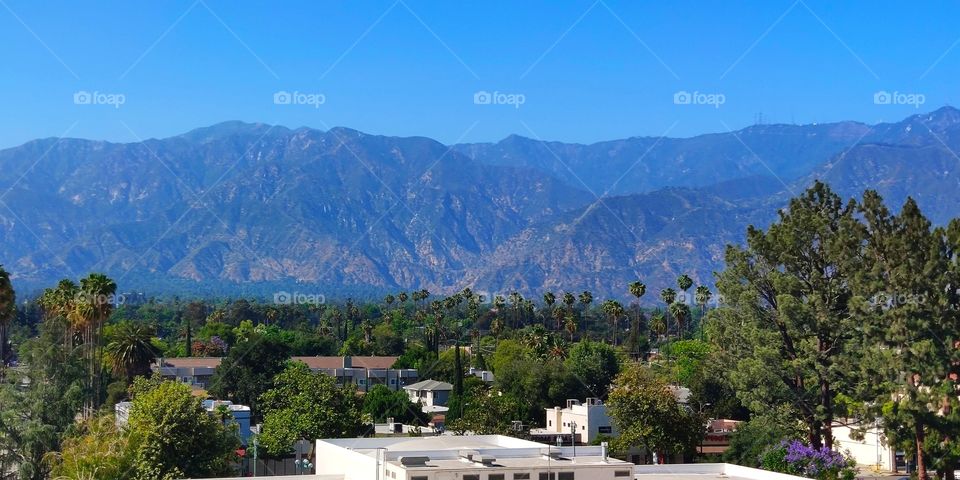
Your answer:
[570,421,577,459]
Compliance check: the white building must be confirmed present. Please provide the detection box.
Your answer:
[183,435,808,480]
[532,398,616,445]
[832,421,900,473]
[315,434,632,480]
[468,367,495,383]
[403,379,452,409]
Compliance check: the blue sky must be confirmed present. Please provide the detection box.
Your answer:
[1,0,958,148]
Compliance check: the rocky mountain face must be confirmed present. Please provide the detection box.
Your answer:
[2,108,960,300]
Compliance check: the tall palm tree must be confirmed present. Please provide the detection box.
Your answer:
[542,291,556,328]
[578,291,593,331]
[552,306,565,331]
[676,274,693,300]
[562,292,575,311]
[78,273,117,414]
[106,322,158,383]
[659,288,676,337]
[628,281,646,345]
[601,300,625,345]
[361,320,373,343]
[669,302,691,339]
[490,317,504,339]
[694,285,712,339]
[0,266,15,372]
[564,315,578,341]
[650,312,667,340]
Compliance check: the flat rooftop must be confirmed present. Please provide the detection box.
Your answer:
[633,464,807,480]
[320,434,543,453]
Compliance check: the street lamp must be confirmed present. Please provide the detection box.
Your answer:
[570,421,577,458]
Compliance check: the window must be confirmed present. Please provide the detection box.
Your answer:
[615,470,631,477]
[514,474,530,480]
[538,473,555,480]
[489,475,505,480]
[598,426,612,434]
[558,473,574,480]
[464,475,480,480]
[411,477,427,480]
[548,420,552,426]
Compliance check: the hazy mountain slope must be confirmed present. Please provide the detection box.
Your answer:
[3,108,960,299]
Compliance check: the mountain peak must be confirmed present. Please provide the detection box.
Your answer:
[175,121,289,143]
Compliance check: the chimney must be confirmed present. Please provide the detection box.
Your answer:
[342,356,352,368]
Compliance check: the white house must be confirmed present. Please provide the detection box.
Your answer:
[832,421,901,473]
[403,379,452,409]
[532,398,616,445]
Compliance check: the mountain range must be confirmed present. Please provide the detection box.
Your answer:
[2,107,960,301]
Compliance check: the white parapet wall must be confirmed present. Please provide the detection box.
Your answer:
[634,463,809,480]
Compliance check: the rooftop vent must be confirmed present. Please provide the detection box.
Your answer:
[566,399,581,408]
[399,456,430,467]
[478,455,496,466]
[459,450,480,462]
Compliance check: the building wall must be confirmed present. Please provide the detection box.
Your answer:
[832,424,897,472]
[314,440,378,480]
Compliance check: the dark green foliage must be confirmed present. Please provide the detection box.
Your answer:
[362,384,429,425]
[207,335,290,419]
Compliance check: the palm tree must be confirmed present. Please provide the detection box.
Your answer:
[578,291,593,331]
[398,291,409,305]
[0,266,14,372]
[490,317,505,339]
[552,306,566,331]
[564,315,578,341]
[694,285,712,339]
[542,291,556,328]
[493,295,506,312]
[659,287,676,337]
[650,312,667,340]
[78,273,117,414]
[669,302,691,339]
[361,320,373,343]
[562,292,576,311]
[601,300,625,345]
[628,281,646,345]
[676,274,693,298]
[106,322,158,383]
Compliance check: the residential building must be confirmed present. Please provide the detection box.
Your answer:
[403,379,452,411]
[203,399,253,445]
[697,419,741,455]
[153,356,418,392]
[531,398,615,445]
[467,367,495,383]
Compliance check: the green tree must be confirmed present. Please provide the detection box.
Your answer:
[106,322,159,383]
[258,362,364,456]
[51,415,136,480]
[708,181,864,449]
[607,363,703,462]
[0,316,85,480]
[723,408,803,467]
[362,384,429,425]
[126,377,239,479]
[208,335,290,418]
[854,192,960,479]
[0,265,14,371]
[566,340,622,399]
[668,302,691,339]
